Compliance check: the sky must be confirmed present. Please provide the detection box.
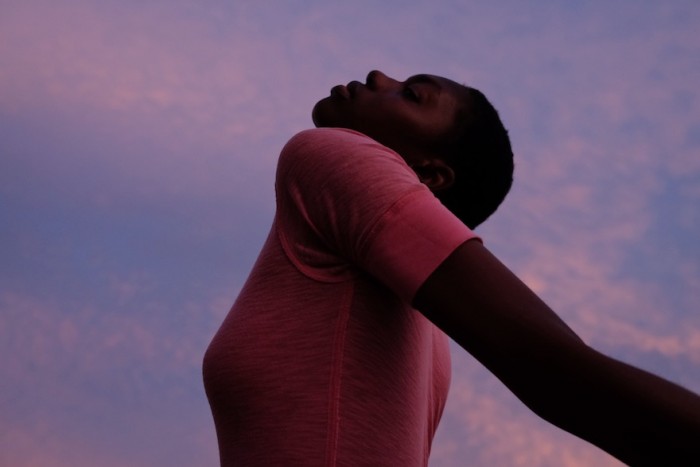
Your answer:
[1,0,699,466]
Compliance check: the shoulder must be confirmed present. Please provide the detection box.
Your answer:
[281,127,381,156]
[280,128,401,171]
[277,128,418,192]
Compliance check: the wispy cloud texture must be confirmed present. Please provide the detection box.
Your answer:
[2,1,699,465]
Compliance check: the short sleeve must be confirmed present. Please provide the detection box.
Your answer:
[276,128,479,302]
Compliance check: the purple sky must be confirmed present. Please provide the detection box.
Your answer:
[2,1,699,466]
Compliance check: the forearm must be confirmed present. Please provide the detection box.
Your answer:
[497,342,700,466]
[415,239,700,465]
[432,304,700,465]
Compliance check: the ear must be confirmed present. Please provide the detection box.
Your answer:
[410,159,455,191]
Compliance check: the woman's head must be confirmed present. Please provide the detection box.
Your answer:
[313,70,513,229]
[436,87,514,229]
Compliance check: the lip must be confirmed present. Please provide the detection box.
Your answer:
[346,80,363,98]
[330,84,350,99]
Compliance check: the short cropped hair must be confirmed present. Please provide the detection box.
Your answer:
[437,87,514,229]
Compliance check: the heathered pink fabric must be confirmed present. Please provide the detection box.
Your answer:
[203,128,478,466]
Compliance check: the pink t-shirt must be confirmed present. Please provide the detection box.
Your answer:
[203,128,478,466]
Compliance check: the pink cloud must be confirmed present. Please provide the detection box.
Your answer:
[0,289,222,466]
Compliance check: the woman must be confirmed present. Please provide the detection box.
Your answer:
[204,70,700,466]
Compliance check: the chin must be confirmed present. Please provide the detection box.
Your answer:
[311,97,349,129]
[311,100,329,127]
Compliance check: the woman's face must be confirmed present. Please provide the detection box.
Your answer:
[312,70,470,164]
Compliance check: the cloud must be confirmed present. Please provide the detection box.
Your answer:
[0,286,224,467]
[0,0,301,213]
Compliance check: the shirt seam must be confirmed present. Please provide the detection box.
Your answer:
[324,282,353,466]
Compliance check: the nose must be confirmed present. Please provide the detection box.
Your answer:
[366,70,399,91]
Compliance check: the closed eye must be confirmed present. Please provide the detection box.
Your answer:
[402,86,420,102]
